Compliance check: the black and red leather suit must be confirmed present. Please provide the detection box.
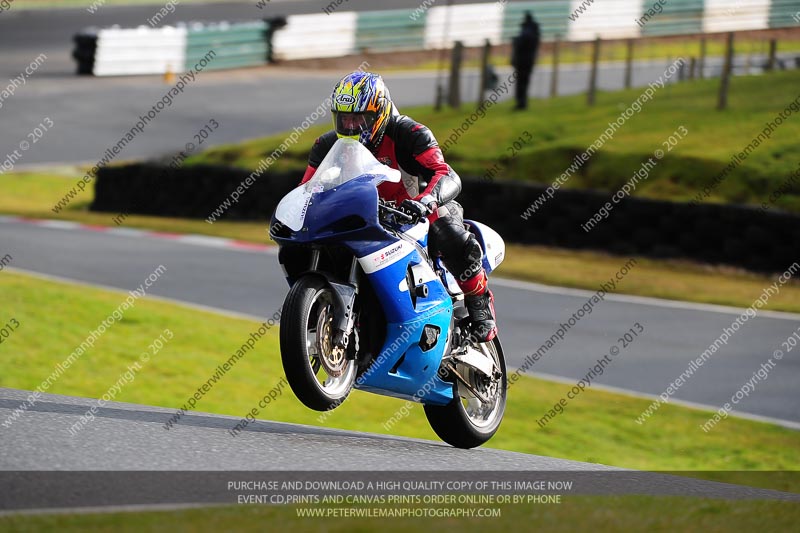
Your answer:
[301,114,496,341]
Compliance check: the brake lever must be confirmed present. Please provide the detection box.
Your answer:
[379,202,415,224]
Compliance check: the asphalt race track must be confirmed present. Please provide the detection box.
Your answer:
[1,387,798,512]
[0,59,706,167]
[0,1,759,166]
[2,218,798,426]
[2,2,800,516]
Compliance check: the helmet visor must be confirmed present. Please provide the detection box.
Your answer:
[334,111,378,138]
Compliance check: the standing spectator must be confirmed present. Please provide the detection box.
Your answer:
[511,11,541,110]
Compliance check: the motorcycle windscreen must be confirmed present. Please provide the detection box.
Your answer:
[307,137,399,191]
[275,138,400,231]
[274,187,313,232]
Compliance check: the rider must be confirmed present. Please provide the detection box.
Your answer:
[300,71,497,342]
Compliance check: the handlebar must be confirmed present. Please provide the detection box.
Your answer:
[378,199,418,225]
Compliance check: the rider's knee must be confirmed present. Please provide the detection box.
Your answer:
[429,217,469,256]
[463,233,483,265]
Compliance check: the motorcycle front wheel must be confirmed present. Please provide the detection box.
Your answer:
[280,275,357,411]
[423,336,507,449]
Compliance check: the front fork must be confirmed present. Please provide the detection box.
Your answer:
[308,248,360,358]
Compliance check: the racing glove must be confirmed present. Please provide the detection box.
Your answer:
[399,199,430,222]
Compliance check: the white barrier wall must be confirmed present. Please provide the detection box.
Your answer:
[93,26,186,76]
[268,0,798,61]
[79,1,800,76]
[566,0,643,41]
[703,0,772,33]
[424,4,505,49]
[271,12,358,60]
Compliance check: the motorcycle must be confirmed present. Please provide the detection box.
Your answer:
[270,138,506,448]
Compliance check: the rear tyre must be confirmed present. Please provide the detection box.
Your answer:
[423,337,507,449]
[280,275,357,411]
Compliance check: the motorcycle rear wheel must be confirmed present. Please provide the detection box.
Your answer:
[423,336,507,449]
[280,275,357,411]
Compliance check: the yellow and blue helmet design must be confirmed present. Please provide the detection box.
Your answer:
[331,71,392,150]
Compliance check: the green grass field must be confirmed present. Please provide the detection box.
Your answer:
[501,244,800,313]
[3,495,800,532]
[398,35,800,71]
[193,69,800,212]
[3,270,799,479]
[3,12,798,527]
[2,270,799,529]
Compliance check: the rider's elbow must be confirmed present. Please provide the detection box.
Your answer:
[437,168,462,205]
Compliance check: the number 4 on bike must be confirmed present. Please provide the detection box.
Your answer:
[271,138,508,448]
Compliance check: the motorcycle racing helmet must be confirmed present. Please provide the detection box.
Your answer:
[330,71,393,152]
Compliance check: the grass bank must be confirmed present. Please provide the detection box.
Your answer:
[193,69,800,212]
[3,270,799,477]
[3,495,800,532]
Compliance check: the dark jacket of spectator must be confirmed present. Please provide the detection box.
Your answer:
[512,13,540,71]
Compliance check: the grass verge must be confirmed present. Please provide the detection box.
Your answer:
[501,244,800,313]
[2,171,800,313]
[396,36,800,71]
[2,271,799,479]
[3,496,800,532]
[0,172,270,244]
[2,173,800,313]
[193,69,800,212]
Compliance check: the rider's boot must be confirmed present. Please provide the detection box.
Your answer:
[461,271,497,343]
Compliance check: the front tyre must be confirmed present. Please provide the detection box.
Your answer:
[424,337,507,449]
[280,275,357,411]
